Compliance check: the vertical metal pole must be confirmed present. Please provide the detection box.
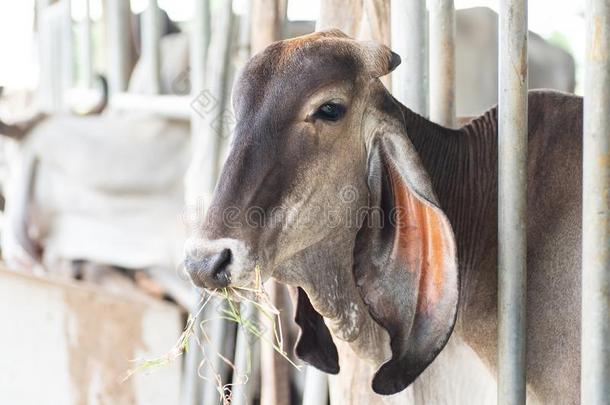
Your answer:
[183,3,211,404]
[180,298,204,405]
[190,0,210,101]
[498,0,528,404]
[302,367,328,405]
[142,0,161,94]
[185,0,211,206]
[186,3,235,405]
[81,0,94,88]
[390,0,428,116]
[428,0,455,127]
[200,300,234,405]
[61,0,75,96]
[106,0,130,93]
[231,302,256,405]
[229,10,259,405]
[36,0,54,111]
[582,0,610,404]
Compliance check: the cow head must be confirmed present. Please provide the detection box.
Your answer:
[185,29,458,395]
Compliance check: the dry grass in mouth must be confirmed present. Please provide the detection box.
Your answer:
[124,266,301,402]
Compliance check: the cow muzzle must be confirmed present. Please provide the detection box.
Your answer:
[184,237,255,290]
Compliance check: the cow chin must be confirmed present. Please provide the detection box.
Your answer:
[184,237,257,292]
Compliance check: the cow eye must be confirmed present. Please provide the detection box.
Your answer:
[314,102,346,121]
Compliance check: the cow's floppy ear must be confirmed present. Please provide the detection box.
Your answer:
[291,287,340,374]
[354,125,458,395]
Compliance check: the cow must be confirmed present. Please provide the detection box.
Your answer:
[184,30,582,404]
[0,30,194,307]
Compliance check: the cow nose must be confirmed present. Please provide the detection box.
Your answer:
[185,248,232,289]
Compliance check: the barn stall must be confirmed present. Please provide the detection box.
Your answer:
[0,0,606,404]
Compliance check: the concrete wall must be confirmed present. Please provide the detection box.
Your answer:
[0,269,182,405]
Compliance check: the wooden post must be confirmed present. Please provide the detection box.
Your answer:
[250,0,284,55]
[317,0,390,87]
[316,0,364,38]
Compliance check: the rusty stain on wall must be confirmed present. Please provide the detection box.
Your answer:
[63,288,148,405]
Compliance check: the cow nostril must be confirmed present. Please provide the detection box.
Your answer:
[212,248,232,281]
[187,248,233,289]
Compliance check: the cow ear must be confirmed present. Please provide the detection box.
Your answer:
[353,124,458,395]
[291,287,340,374]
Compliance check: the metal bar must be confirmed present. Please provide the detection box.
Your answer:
[229,10,257,405]
[231,302,257,405]
[390,0,428,116]
[106,0,130,93]
[185,0,211,206]
[80,0,94,88]
[428,0,455,127]
[190,0,210,99]
[259,282,290,405]
[36,0,54,111]
[185,3,235,405]
[61,0,75,95]
[142,0,161,94]
[180,298,204,405]
[497,0,528,404]
[183,4,211,403]
[302,367,328,405]
[200,300,234,405]
[582,0,610,403]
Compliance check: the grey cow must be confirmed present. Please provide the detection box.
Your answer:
[185,30,582,404]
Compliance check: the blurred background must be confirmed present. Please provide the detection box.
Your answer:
[0,1,582,404]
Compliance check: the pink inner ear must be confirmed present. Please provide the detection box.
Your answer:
[388,165,447,313]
